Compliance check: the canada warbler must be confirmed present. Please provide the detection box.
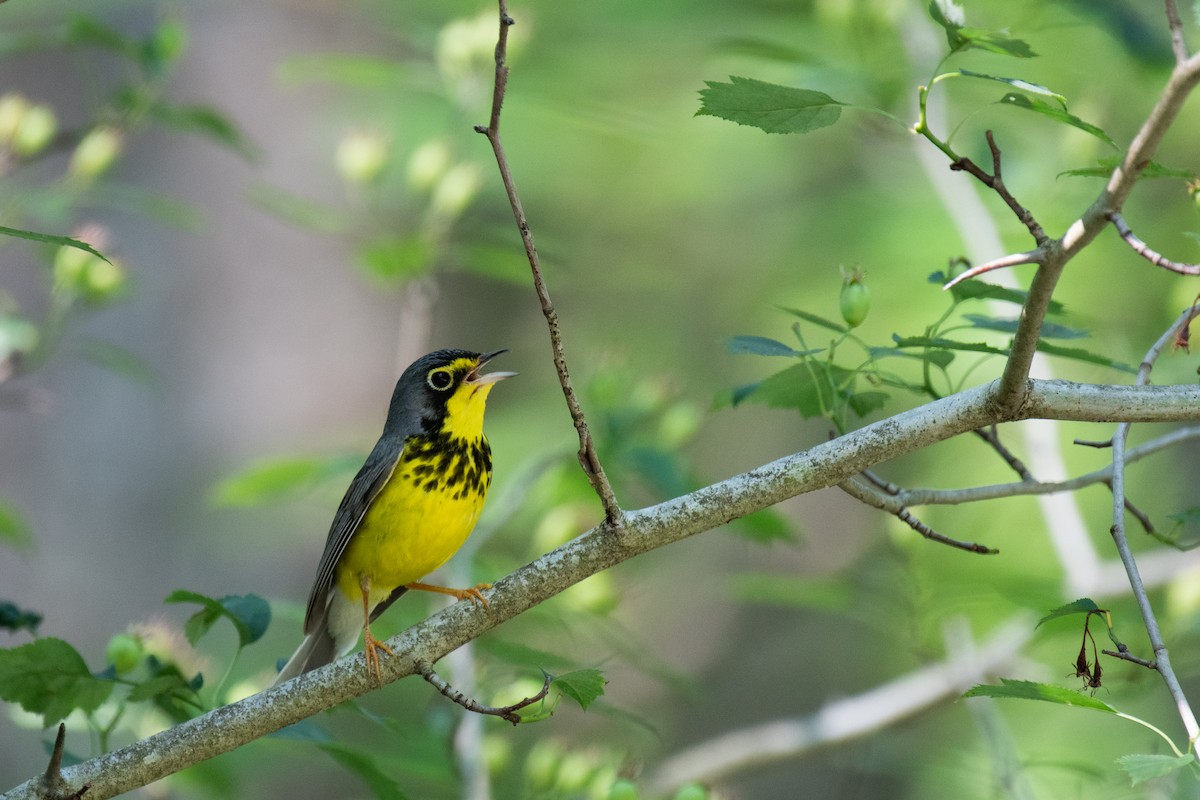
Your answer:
[275,348,514,685]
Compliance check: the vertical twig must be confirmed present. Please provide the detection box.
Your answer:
[1165,0,1190,64]
[474,1,622,524]
[1109,307,1200,750]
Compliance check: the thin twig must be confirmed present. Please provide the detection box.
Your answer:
[1165,0,1190,64]
[39,724,89,800]
[475,1,622,523]
[839,476,997,554]
[1102,647,1158,670]
[1108,307,1200,750]
[941,249,1043,290]
[973,425,1033,481]
[417,660,550,725]
[949,131,1048,246]
[1107,211,1200,275]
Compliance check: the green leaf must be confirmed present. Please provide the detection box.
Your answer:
[778,306,849,334]
[1035,341,1135,373]
[0,638,114,726]
[246,184,347,234]
[963,314,1089,340]
[726,335,801,357]
[212,455,359,507]
[737,362,853,418]
[1036,598,1102,628]
[66,14,136,58]
[165,590,271,648]
[963,679,1116,712]
[127,673,194,704]
[1115,753,1196,786]
[0,501,31,550]
[697,77,843,135]
[145,103,257,159]
[0,226,112,264]
[929,272,1067,315]
[847,390,889,417]
[892,335,1009,356]
[0,601,42,634]
[952,70,1064,104]
[356,236,432,283]
[1059,156,1196,180]
[731,508,797,543]
[318,742,412,800]
[553,669,606,710]
[868,346,956,369]
[928,1,1036,57]
[998,93,1117,148]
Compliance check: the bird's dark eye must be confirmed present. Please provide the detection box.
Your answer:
[427,368,454,391]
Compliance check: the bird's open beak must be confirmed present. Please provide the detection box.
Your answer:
[467,349,517,385]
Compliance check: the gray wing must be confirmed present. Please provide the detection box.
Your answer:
[302,434,405,634]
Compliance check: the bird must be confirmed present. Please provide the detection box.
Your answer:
[274,348,515,685]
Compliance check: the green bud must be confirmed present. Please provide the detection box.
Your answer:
[839,268,870,328]
[70,126,124,180]
[406,139,452,191]
[335,130,389,185]
[82,257,127,301]
[11,103,57,157]
[106,633,144,675]
[0,94,30,145]
[430,162,482,219]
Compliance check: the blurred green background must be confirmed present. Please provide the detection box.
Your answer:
[2,0,1200,797]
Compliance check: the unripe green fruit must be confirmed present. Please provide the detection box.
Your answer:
[840,272,870,328]
[70,126,124,179]
[106,633,143,675]
[12,104,57,157]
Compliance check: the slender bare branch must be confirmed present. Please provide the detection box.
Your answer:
[1107,308,1200,749]
[840,476,997,553]
[1107,211,1200,275]
[474,1,622,523]
[942,249,1043,290]
[417,660,549,725]
[1103,647,1157,670]
[949,131,1048,246]
[1165,0,1190,64]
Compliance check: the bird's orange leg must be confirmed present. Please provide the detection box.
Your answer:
[360,575,395,685]
[405,581,493,607]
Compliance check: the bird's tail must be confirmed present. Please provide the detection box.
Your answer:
[272,620,340,686]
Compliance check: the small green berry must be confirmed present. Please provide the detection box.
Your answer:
[106,633,144,675]
[839,269,870,328]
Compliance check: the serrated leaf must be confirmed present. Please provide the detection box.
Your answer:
[928,1,1035,58]
[892,334,1009,356]
[553,669,606,710]
[726,335,801,357]
[964,679,1116,712]
[868,346,957,369]
[319,742,412,800]
[848,390,889,417]
[697,77,843,135]
[1036,341,1135,373]
[737,362,854,418]
[1036,598,1102,628]
[777,305,849,333]
[963,314,1089,339]
[165,590,271,648]
[929,271,1067,315]
[1115,753,1196,785]
[127,673,193,703]
[0,601,42,634]
[0,226,112,264]
[952,70,1064,104]
[998,93,1117,148]
[0,638,114,726]
[1059,156,1195,180]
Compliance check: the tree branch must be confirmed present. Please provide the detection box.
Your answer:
[1107,211,1200,275]
[5,379,1200,799]
[474,1,622,523]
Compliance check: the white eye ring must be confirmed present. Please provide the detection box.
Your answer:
[427,369,454,391]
